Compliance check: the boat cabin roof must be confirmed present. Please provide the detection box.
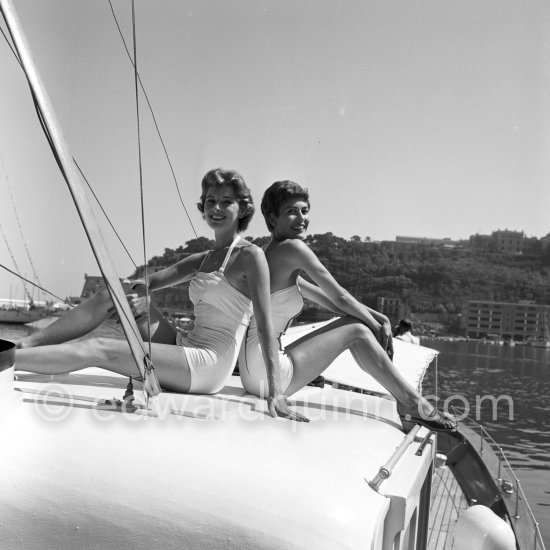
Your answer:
[3,349,436,550]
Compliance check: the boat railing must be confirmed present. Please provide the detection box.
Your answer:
[456,413,546,550]
[368,424,426,491]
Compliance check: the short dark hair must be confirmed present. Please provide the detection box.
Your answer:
[197,168,255,231]
[399,319,413,332]
[260,180,310,231]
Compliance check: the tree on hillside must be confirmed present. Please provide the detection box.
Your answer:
[134,231,550,334]
[182,237,214,253]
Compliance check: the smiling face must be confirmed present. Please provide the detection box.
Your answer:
[198,168,255,231]
[203,184,241,231]
[270,198,310,240]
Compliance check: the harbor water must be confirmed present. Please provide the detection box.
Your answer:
[2,323,549,545]
[422,337,550,546]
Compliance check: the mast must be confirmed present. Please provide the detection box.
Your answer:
[0,0,161,399]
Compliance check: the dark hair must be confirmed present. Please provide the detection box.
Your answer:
[260,180,310,231]
[197,168,255,231]
[398,319,413,332]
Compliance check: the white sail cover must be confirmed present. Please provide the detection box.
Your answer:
[283,319,438,395]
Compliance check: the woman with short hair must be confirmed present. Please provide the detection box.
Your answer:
[239,180,456,432]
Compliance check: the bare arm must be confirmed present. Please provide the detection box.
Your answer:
[291,241,392,351]
[244,246,308,422]
[115,253,206,322]
[128,253,205,292]
[297,276,347,315]
[299,275,393,335]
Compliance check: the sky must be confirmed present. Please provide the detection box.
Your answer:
[0,0,549,301]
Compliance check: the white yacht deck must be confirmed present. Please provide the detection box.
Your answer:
[3,367,437,550]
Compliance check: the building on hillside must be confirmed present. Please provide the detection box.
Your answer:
[80,275,105,299]
[524,236,541,255]
[80,266,169,299]
[395,236,461,247]
[376,297,406,325]
[468,233,495,252]
[469,229,541,255]
[492,230,525,254]
[462,300,550,341]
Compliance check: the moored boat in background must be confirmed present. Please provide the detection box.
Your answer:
[0,298,50,324]
[529,339,550,349]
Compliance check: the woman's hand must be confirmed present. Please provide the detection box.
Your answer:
[126,293,151,324]
[268,395,309,422]
[376,316,392,349]
[385,332,394,361]
[376,316,394,360]
[107,280,152,323]
[121,277,144,288]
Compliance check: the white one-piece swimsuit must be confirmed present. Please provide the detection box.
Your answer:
[177,236,253,394]
[238,284,304,397]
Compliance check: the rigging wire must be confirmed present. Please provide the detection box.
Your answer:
[0,149,44,297]
[106,0,198,239]
[0,21,138,281]
[0,262,69,305]
[0,18,138,298]
[131,0,153,364]
[0,220,32,302]
[1,6,187,393]
[434,354,439,410]
[0,17,18,60]
[74,160,137,269]
[2,5,195,268]
[0,22,36,303]
[0,8,150,364]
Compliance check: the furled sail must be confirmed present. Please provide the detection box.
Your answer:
[0,0,161,398]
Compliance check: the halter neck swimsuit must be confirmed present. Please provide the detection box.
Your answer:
[178,236,253,394]
[238,284,304,396]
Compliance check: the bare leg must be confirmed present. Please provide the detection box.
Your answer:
[15,337,191,392]
[285,317,431,415]
[18,287,177,348]
[18,287,117,347]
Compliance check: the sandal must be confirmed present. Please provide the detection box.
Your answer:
[398,406,458,433]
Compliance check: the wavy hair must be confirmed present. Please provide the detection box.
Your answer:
[197,168,255,231]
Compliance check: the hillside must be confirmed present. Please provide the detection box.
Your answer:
[133,234,550,335]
